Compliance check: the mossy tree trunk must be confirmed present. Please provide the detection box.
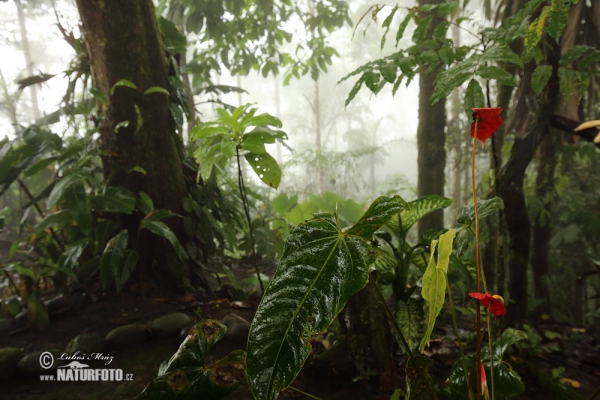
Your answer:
[417,0,447,236]
[75,0,188,292]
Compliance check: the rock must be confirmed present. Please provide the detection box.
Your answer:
[17,350,61,374]
[105,324,147,348]
[0,348,24,380]
[0,319,13,335]
[151,312,191,339]
[179,321,196,341]
[221,313,250,345]
[65,333,105,355]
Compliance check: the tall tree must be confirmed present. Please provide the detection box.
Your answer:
[417,0,447,236]
[74,0,188,292]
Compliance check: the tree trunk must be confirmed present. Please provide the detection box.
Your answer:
[499,40,561,326]
[531,1,582,316]
[75,0,188,292]
[417,0,447,236]
[15,0,40,120]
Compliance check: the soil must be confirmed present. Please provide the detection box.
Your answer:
[1,270,599,400]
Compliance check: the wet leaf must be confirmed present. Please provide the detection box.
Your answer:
[247,196,407,400]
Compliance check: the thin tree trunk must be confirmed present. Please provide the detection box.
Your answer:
[417,0,447,236]
[273,76,282,164]
[314,78,323,194]
[75,0,188,292]
[0,66,19,131]
[15,0,40,120]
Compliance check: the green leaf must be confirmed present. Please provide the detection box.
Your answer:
[457,196,504,227]
[139,220,188,261]
[138,192,154,215]
[100,230,128,290]
[35,210,72,233]
[90,186,137,214]
[143,86,170,96]
[136,350,246,400]
[134,104,143,136]
[431,59,476,104]
[448,355,525,397]
[476,65,517,86]
[531,65,553,95]
[345,74,366,107]
[244,152,281,189]
[412,15,433,44]
[524,6,550,54]
[115,249,138,292]
[396,9,416,46]
[419,229,456,352]
[241,132,276,154]
[558,66,577,101]
[110,79,138,96]
[483,328,528,361]
[380,6,399,49]
[547,0,570,39]
[405,354,435,399]
[463,79,485,117]
[395,298,425,352]
[380,63,397,83]
[144,209,181,222]
[388,195,452,235]
[479,45,523,66]
[89,88,107,105]
[163,320,227,373]
[114,120,130,133]
[560,45,592,66]
[158,16,187,54]
[47,168,93,208]
[247,196,407,400]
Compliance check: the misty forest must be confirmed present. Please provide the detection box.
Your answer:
[0,0,599,399]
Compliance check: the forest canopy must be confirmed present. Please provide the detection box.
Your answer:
[0,0,599,399]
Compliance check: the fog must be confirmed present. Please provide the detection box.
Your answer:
[0,0,489,203]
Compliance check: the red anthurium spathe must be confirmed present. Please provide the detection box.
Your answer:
[470,108,503,145]
[480,360,490,400]
[469,292,506,317]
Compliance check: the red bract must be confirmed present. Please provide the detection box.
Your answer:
[469,292,506,317]
[470,108,503,145]
[480,361,489,399]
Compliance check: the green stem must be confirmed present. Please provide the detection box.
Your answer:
[288,386,323,400]
[445,275,474,400]
[236,147,264,294]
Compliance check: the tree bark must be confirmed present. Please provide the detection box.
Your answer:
[499,39,561,326]
[75,0,188,292]
[417,0,447,236]
[531,1,582,316]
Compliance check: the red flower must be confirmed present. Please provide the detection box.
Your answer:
[470,108,503,145]
[469,292,506,317]
[480,360,489,399]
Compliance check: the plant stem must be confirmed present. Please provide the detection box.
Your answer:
[471,119,482,400]
[288,386,322,400]
[445,275,474,400]
[487,311,495,400]
[236,147,264,294]
[17,179,65,252]
[370,274,438,400]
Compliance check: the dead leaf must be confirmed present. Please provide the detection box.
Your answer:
[560,378,580,388]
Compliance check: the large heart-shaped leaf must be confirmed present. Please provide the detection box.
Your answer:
[247,196,407,400]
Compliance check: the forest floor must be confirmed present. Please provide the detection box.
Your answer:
[1,262,599,400]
